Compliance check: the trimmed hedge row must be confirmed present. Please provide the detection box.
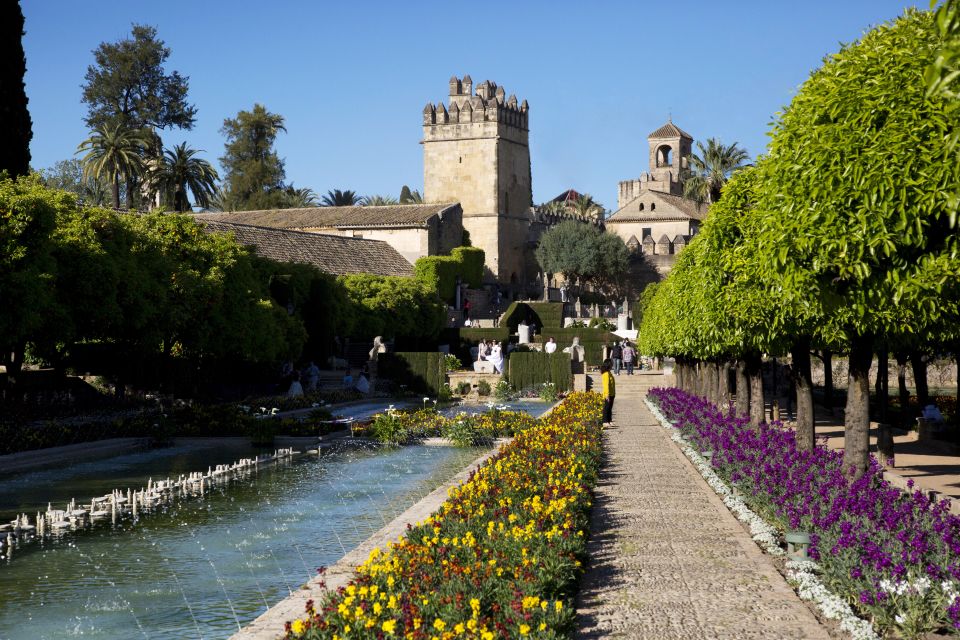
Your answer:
[508,352,572,392]
[501,301,564,331]
[413,247,485,302]
[533,328,618,343]
[378,352,445,395]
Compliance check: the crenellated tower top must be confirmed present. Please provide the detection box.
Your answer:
[423,75,528,130]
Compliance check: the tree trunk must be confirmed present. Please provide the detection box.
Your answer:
[746,353,765,427]
[705,361,719,406]
[875,347,894,465]
[792,338,815,452]
[911,352,930,408]
[875,347,889,423]
[112,172,121,209]
[718,361,731,410]
[125,175,134,210]
[822,349,834,415]
[735,360,750,418]
[845,336,874,479]
[896,353,911,428]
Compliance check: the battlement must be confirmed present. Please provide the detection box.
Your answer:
[423,75,529,130]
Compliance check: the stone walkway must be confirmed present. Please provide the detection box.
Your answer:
[576,374,832,639]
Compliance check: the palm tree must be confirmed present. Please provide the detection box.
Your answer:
[682,138,749,205]
[364,194,399,206]
[149,142,219,212]
[281,185,320,208]
[76,123,150,209]
[571,194,604,222]
[321,189,364,206]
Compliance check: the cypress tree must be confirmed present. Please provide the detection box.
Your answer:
[0,0,32,177]
[399,185,413,203]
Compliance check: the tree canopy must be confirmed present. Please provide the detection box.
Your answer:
[219,104,287,211]
[81,24,196,132]
[535,220,629,296]
[639,7,960,476]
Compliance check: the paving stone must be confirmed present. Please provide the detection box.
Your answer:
[576,375,831,639]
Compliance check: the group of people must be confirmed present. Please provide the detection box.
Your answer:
[607,340,637,375]
[476,339,505,373]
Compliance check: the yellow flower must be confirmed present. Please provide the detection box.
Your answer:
[555,600,563,612]
[434,618,446,631]
[519,623,531,635]
[290,619,305,635]
[382,619,397,634]
[454,622,465,634]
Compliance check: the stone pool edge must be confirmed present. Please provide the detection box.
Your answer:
[229,444,503,640]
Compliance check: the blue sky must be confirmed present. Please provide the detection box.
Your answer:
[22,0,920,210]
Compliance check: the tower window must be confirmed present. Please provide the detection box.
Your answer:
[459,156,462,163]
[650,203,656,211]
[642,227,651,239]
[638,203,644,211]
[656,145,672,167]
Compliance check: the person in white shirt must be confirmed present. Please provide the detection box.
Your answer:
[544,336,558,354]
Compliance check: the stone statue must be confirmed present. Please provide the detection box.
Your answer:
[369,336,387,361]
[564,336,586,374]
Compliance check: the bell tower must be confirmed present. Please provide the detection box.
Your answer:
[646,120,693,196]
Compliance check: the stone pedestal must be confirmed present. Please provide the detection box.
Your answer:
[518,324,531,344]
[617,314,629,331]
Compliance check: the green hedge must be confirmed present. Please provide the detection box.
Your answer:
[533,328,618,343]
[508,352,572,392]
[378,352,445,395]
[413,246,485,302]
[501,301,564,331]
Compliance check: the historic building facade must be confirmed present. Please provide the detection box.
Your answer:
[422,76,533,287]
[606,121,708,275]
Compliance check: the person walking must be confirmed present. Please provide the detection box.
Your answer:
[610,341,623,376]
[622,341,636,375]
[601,359,616,425]
[463,299,472,325]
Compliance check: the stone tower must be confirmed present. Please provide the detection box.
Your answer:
[617,120,693,208]
[422,75,532,286]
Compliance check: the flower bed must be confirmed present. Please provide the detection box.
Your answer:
[361,406,538,447]
[285,391,603,639]
[648,386,960,639]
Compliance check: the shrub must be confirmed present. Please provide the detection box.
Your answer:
[588,317,615,330]
[538,382,559,403]
[494,379,515,401]
[455,381,471,395]
[509,352,572,393]
[442,353,463,372]
[378,352,445,395]
[369,411,408,446]
[413,246,485,302]
[477,379,492,396]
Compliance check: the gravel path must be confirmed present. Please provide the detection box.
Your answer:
[576,374,832,639]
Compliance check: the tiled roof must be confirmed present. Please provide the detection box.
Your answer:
[194,203,458,230]
[606,190,708,224]
[648,121,693,140]
[199,220,414,277]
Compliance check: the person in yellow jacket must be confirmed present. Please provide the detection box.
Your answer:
[601,359,615,425]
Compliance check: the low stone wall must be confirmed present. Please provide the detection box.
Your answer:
[447,371,502,401]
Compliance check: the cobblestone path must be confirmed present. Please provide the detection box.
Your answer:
[576,374,831,639]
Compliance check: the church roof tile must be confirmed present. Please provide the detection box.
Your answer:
[648,121,693,140]
[194,203,459,230]
[198,220,414,277]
